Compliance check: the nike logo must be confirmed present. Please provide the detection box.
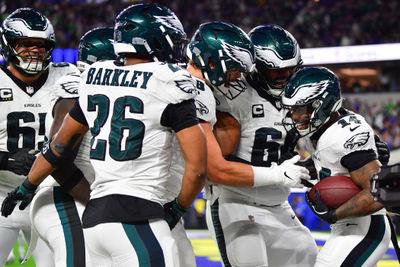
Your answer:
[291,215,296,220]
[346,223,358,226]
[350,126,360,132]
[284,172,293,180]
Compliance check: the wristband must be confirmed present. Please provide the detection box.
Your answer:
[21,177,38,193]
[252,165,281,187]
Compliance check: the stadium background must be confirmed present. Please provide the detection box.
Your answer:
[2,0,400,266]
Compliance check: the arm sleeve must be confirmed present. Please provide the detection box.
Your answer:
[68,101,88,126]
[340,149,377,172]
[160,99,199,133]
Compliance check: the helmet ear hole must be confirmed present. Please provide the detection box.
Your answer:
[153,38,162,50]
[208,57,215,70]
[124,23,136,31]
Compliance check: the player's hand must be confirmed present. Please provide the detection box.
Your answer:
[305,189,337,224]
[374,135,390,165]
[276,155,311,188]
[1,178,37,217]
[279,128,300,164]
[7,148,38,176]
[163,198,188,230]
[296,156,318,187]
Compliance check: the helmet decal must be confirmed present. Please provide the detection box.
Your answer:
[221,40,254,72]
[292,80,330,105]
[154,15,185,36]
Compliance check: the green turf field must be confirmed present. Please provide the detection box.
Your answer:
[5,242,34,267]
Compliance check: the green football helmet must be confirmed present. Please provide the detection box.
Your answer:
[249,25,302,98]
[187,21,255,87]
[0,8,56,74]
[77,27,116,72]
[281,67,343,137]
[113,3,187,63]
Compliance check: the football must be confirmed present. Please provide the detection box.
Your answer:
[308,176,362,208]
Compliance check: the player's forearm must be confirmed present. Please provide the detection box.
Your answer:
[178,169,206,208]
[335,189,384,220]
[208,160,254,187]
[27,154,56,185]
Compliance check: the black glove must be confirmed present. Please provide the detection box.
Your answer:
[1,178,37,217]
[0,149,37,176]
[305,189,337,224]
[163,198,188,230]
[374,134,390,166]
[296,156,318,187]
[279,128,300,164]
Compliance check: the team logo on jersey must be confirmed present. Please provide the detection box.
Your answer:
[252,104,264,117]
[221,41,254,72]
[196,100,209,115]
[175,79,197,94]
[292,80,329,105]
[0,88,13,101]
[154,15,185,36]
[60,80,79,94]
[344,132,370,150]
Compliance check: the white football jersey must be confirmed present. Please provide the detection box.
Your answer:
[0,63,80,196]
[78,61,197,205]
[167,76,216,203]
[306,112,378,179]
[305,111,386,216]
[214,79,290,206]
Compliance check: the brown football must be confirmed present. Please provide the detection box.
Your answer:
[309,176,362,208]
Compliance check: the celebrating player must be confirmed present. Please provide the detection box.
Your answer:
[1,3,207,266]
[0,8,81,266]
[23,27,117,267]
[208,24,318,267]
[282,66,391,266]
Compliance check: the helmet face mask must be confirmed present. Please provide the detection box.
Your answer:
[249,25,302,98]
[1,8,55,75]
[187,21,255,87]
[257,65,297,97]
[282,67,343,137]
[77,27,116,72]
[113,3,187,63]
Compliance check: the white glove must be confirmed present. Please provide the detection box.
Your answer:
[252,155,311,187]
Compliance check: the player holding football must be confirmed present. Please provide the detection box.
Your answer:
[282,66,391,266]
[1,3,207,266]
[0,8,81,266]
[208,25,318,267]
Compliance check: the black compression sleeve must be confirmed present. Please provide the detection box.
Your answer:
[0,151,9,169]
[160,99,199,132]
[340,149,377,172]
[69,101,88,126]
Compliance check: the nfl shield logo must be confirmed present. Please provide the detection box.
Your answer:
[26,86,34,94]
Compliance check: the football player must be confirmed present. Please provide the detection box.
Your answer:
[282,66,391,266]
[1,3,207,266]
[0,8,80,266]
[25,27,116,267]
[207,25,318,267]
[169,21,269,266]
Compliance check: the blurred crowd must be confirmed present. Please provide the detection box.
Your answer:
[2,0,400,49]
[344,97,400,150]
